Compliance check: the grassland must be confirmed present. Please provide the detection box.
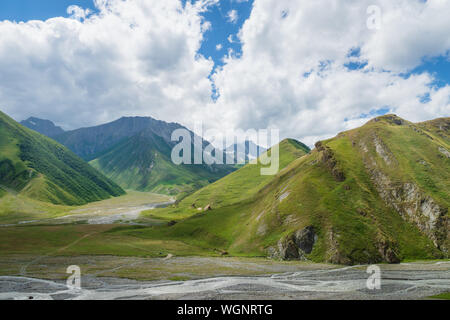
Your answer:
[429,292,450,300]
[142,139,310,221]
[89,130,236,196]
[0,190,170,225]
[0,253,337,282]
[0,193,71,225]
[0,111,125,206]
[120,116,449,264]
[0,115,448,268]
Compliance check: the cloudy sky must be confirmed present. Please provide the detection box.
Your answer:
[0,0,449,146]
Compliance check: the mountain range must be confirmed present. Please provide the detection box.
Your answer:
[22,116,237,195]
[21,117,65,138]
[138,115,449,264]
[1,109,448,265]
[225,140,267,163]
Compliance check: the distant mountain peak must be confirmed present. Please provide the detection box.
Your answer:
[225,140,268,162]
[20,117,64,137]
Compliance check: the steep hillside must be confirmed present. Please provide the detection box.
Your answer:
[20,117,64,137]
[128,115,449,264]
[143,139,310,220]
[54,116,236,195]
[0,111,125,206]
[54,116,182,161]
[89,129,235,195]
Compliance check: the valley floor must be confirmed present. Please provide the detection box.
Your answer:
[1,191,449,300]
[0,191,174,226]
[0,257,448,300]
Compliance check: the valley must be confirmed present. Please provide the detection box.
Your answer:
[0,190,174,226]
[1,111,449,300]
[1,1,449,303]
[0,258,448,300]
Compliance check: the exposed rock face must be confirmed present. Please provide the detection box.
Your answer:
[315,142,345,182]
[294,226,318,254]
[362,136,449,255]
[375,236,400,264]
[270,226,318,260]
[371,114,404,126]
[326,229,348,265]
[325,229,401,265]
[439,147,450,158]
[370,168,448,251]
[373,135,396,166]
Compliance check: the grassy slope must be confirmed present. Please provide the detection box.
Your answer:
[429,292,450,300]
[0,116,448,266]
[0,194,72,225]
[0,139,310,258]
[0,111,125,206]
[89,131,236,196]
[143,139,310,221]
[0,190,170,225]
[117,116,448,264]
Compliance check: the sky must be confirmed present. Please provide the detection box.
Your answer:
[0,0,449,146]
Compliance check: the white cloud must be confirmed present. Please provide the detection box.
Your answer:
[216,44,223,51]
[0,0,449,147]
[204,0,450,145]
[0,0,214,129]
[67,5,91,21]
[363,0,450,72]
[227,10,238,24]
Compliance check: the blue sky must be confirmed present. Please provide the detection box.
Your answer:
[0,0,97,21]
[411,56,450,89]
[193,0,254,70]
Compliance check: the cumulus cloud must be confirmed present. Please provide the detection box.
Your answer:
[67,5,91,21]
[0,0,214,129]
[206,0,450,145]
[363,0,450,72]
[227,10,238,23]
[0,0,449,147]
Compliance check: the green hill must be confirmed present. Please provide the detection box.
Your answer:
[144,139,310,220]
[124,115,449,264]
[0,111,125,206]
[53,116,236,196]
[89,129,235,196]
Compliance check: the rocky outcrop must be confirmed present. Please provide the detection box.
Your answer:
[361,137,449,255]
[371,114,404,126]
[294,226,318,254]
[439,146,450,158]
[325,229,400,265]
[326,229,346,264]
[370,168,448,251]
[315,142,345,182]
[269,226,318,260]
[373,135,396,166]
[375,236,400,263]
